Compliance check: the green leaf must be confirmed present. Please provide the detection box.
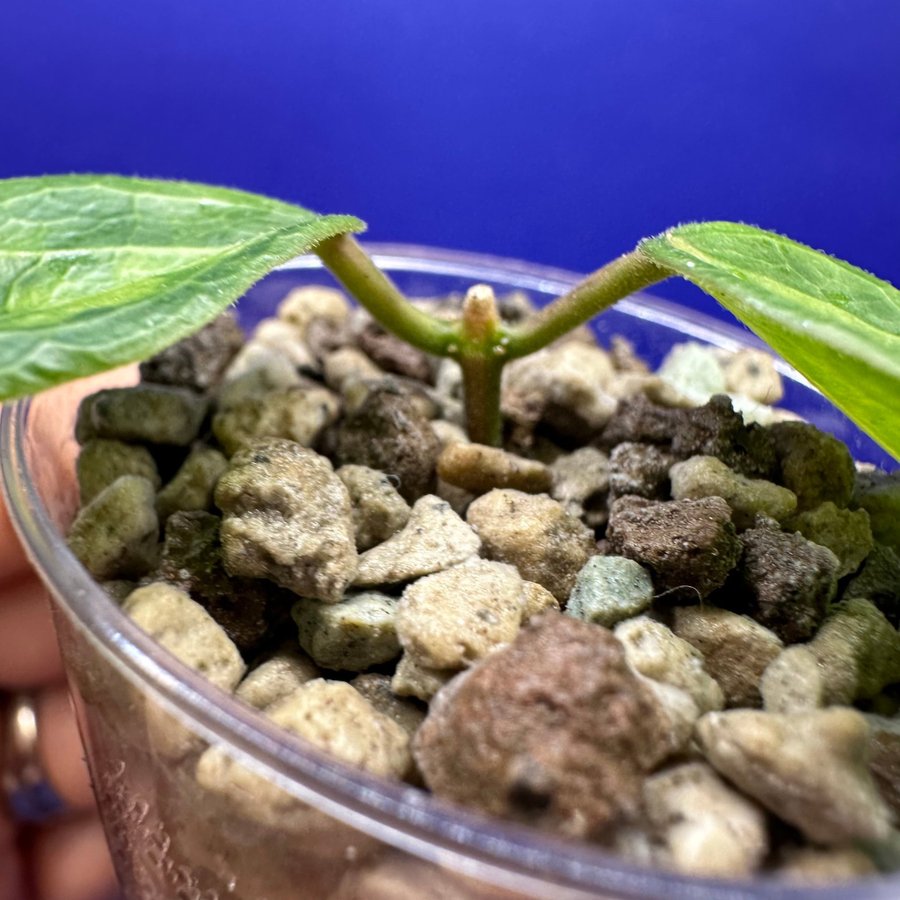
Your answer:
[0,175,364,400]
[641,222,900,460]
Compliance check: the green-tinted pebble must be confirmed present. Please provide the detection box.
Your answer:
[67,475,159,580]
[565,555,654,627]
[77,438,160,504]
[156,444,228,520]
[292,591,400,672]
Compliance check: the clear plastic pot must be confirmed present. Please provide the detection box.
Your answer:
[1,246,897,900]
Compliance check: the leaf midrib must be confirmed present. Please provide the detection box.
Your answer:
[0,223,304,324]
[0,244,276,259]
[0,178,300,212]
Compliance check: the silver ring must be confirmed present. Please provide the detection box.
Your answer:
[1,692,65,822]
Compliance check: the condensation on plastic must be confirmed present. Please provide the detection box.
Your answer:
[2,246,898,900]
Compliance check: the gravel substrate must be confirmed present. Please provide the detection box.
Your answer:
[68,285,900,886]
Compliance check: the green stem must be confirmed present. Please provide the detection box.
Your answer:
[504,248,671,358]
[315,236,672,447]
[460,355,505,447]
[457,285,507,445]
[315,234,458,355]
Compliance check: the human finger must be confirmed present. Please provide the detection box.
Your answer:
[36,686,94,812]
[0,576,64,688]
[0,501,32,587]
[29,814,118,900]
[0,704,30,900]
[0,816,28,900]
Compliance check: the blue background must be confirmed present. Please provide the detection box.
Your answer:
[1,0,898,318]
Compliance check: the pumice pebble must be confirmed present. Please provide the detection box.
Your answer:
[215,438,358,603]
[566,555,654,627]
[695,707,893,845]
[413,614,670,839]
[292,591,401,672]
[466,489,595,601]
[337,464,411,551]
[353,495,480,587]
[395,560,526,670]
[68,475,159,580]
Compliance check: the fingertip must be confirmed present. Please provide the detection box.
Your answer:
[29,815,118,900]
[0,504,32,586]
[0,577,64,687]
[37,686,95,812]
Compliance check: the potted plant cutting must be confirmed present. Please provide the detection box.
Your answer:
[0,175,896,455]
[1,174,899,899]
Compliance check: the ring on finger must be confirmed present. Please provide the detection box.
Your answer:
[1,692,66,822]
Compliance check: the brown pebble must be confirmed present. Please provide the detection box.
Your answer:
[413,614,669,839]
[606,496,741,600]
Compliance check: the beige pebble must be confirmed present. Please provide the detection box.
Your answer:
[611,824,665,870]
[656,342,726,404]
[614,616,723,714]
[696,707,893,845]
[123,582,246,692]
[322,346,384,394]
[644,761,768,877]
[466,489,595,602]
[605,371,696,407]
[519,581,560,622]
[391,652,458,702]
[432,358,463,404]
[396,560,526,670]
[435,478,476,517]
[272,680,412,778]
[637,677,703,758]
[502,343,617,439]
[251,318,318,370]
[429,419,468,449]
[217,347,303,405]
[437,442,552,496]
[350,674,426,741]
[196,680,411,829]
[212,384,341,457]
[776,846,878,884]
[124,582,246,762]
[215,439,358,603]
[609,335,649,374]
[721,348,783,404]
[760,645,825,713]
[277,285,350,338]
[548,446,610,516]
[337,464,411,551]
[236,644,320,711]
[328,854,487,900]
[353,495,480,587]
